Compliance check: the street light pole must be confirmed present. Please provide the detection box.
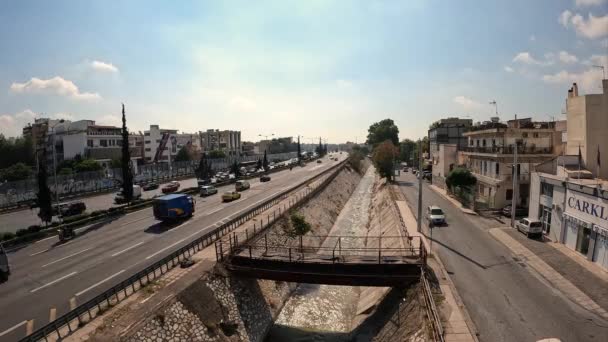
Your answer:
[417,139,423,233]
[511,140,521,228]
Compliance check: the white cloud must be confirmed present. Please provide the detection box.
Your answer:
[90,60,119,73]
[10,76,101,101]
[575,0,606,7]
[558,51,579,64]
[96,115,121,127]
[542,68,604,93]
[559,10,573,27]
[513,52,542,65]
[560,12,608,39]
[584,54,608,67]
[504,66,514,73]
[453,96,482,109]
[0,109,38,137]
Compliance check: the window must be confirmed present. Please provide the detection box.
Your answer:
[506,189,513,200]
[87,139,93,147]
[540,182,554,197]
[482,139,487,147]
[522,132,528,138]
[476,140,480,147]
[145,140,151,144]
[533,133,539,138]
[495,163,499,175]
[156,140,161,143]
[483,161,487,174]
[144,132,150,136]
[492,139,496,146]
[145,148,151,152]
[100,139,107,147]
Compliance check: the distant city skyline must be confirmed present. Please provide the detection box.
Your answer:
[0,0,606,142]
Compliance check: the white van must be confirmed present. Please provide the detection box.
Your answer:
[516,218,543,238]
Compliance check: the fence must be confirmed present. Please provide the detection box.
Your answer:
[421,269,445,342]
[0,152,298,209]
[20,158,345,342]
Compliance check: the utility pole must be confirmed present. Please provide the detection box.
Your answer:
[417,139,423,233]
[489,100,498,116]
[50,126,60,219]
[511,139,522,228]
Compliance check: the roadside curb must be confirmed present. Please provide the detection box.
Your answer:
[391,185,480,342]
[488,227,608,321]
[428,184,477,216]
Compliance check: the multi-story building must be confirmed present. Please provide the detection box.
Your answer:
[241,141,255,156]
[199,129,241,156]
[428,117,472,155]
[143,125,178,163]
[461,118,558,209]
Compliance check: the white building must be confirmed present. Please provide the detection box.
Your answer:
[431,144,458,189]
[199,129,241,156]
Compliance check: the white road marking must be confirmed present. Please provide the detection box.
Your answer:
[29,248,50,257]
[30,271,78,293]
[35,235,58,243]
[111,242,144,257]
[0,320,27,337]
[145,238,186,260]
[75,270,125,296]
[205,207,222,215]
[41,248,92,268]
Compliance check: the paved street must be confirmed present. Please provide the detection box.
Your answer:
[0,155,343,341]
[0,177,200,234]
[396,171,608,342]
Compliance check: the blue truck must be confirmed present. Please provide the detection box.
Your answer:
[153,194,196,222]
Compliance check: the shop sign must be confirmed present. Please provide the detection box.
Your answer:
[565,191,608,226]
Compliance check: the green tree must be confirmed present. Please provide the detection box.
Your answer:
[230,160,241,177]
[0,134,35,169]
[399,139,417,164]
[0,163,33,182]
[58,167,73,176]
[445,167,477,190]
[197,153,210,179]
[36,149,53,225]
[256,158,262,170]
[297,136,302,164]
[174,146,191,162]
[120,104,134,202]
[290,212,311,236]
[209,150,226,159]
[262,150,269,171]
[347,149,365,174]
[372,140,399,181]
[74,159,102,173]
[110,158,122,169]
[366,119,399,147]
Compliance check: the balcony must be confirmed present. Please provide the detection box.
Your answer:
[462,146,553,155]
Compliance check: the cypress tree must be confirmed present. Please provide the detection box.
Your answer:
[121,104,134,202]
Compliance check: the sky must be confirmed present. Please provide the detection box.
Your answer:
[0,0,606,143]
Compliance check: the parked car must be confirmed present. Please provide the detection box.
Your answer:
[426,205,446,226]
[235,180,250,191]
[317,159,322,163]
[222,191,241,202]
[54,201,87,217]
[422,171,432,180]
[162,181,180,194]
[197,179,210,187]
[260,175,271,182]
[502,205,528,217]
[114,185,143,204]
[402,167,409,172]
[516,218,543,238]
[142,182,159,191]
[200,185,218,197]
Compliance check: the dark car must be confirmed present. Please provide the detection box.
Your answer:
[502,205,528,217]
[142,182,159,191]
[260,175,271,182]
[317,159,322,163]
[56,201,86,217]
[162,181,180,194]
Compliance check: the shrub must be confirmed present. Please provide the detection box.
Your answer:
[90,210,106,217]
[15,228,29,237]
[1,232,15,241]
[62,213,89,224]
[290,212,311,236]
[27,225,42,233]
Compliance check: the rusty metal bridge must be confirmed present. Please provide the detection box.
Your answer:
[215,232,427,286]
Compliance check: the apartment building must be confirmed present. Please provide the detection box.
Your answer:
[428,117,472,187]
[143,125,201,163]
[461,118,558,209]
[199,129,241,156]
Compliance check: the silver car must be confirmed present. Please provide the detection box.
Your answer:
[426,206,446,226]
[516,218,542,238]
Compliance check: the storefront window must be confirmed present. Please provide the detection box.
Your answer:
[576,227,591,255]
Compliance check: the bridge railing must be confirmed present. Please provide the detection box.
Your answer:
[21,159,347,342]
[422,268,445,342]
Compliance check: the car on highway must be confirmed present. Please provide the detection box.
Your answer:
[260,175,271,182]
[235,180,250,191]
[426,205,446,226]
[142,182,159,191]
[200,185,218,197]
[516,218,543,238]
[114,185,143,204]
[502,205,528,217]
[162,181,180,194]
[54,201,87,217]
[222,191,241,202]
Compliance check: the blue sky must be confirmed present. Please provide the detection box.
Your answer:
[0,0,606,142]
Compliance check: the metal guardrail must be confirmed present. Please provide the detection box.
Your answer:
[20,159,347,342]
[421,269,445,342]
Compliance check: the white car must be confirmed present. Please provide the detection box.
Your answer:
[426,206,446,226]
[516,218,543,238]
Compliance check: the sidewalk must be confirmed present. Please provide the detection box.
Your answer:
[427,184,477,216]
[489,227,608,321]
[393,187,478,342]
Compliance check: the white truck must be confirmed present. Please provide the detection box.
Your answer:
[0,244,9,281]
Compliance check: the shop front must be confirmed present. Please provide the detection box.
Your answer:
[563,190,608,270]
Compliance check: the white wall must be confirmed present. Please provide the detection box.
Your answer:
[62,133,87,159]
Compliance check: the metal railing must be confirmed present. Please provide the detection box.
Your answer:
[20,160,347,342]
[462,146,552,155]
[421,269,444,342]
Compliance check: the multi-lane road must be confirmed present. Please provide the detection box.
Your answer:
[0,155,345,341]
[0,178,201,234]
[397,171,608,342]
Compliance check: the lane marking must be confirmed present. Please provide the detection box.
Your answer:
[35,235,58,244]
[205,207,222,215]
[75,269,126,297]
[111,242,144,257]
[145,238,186,260]
[0,320,27,337]
[29,248,50,257]
[41,248,92,268]
[30,271,78,293]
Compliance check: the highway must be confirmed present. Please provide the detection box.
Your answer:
[397,171,608,342]
[0,155,345,341]
[0,178,200,234]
